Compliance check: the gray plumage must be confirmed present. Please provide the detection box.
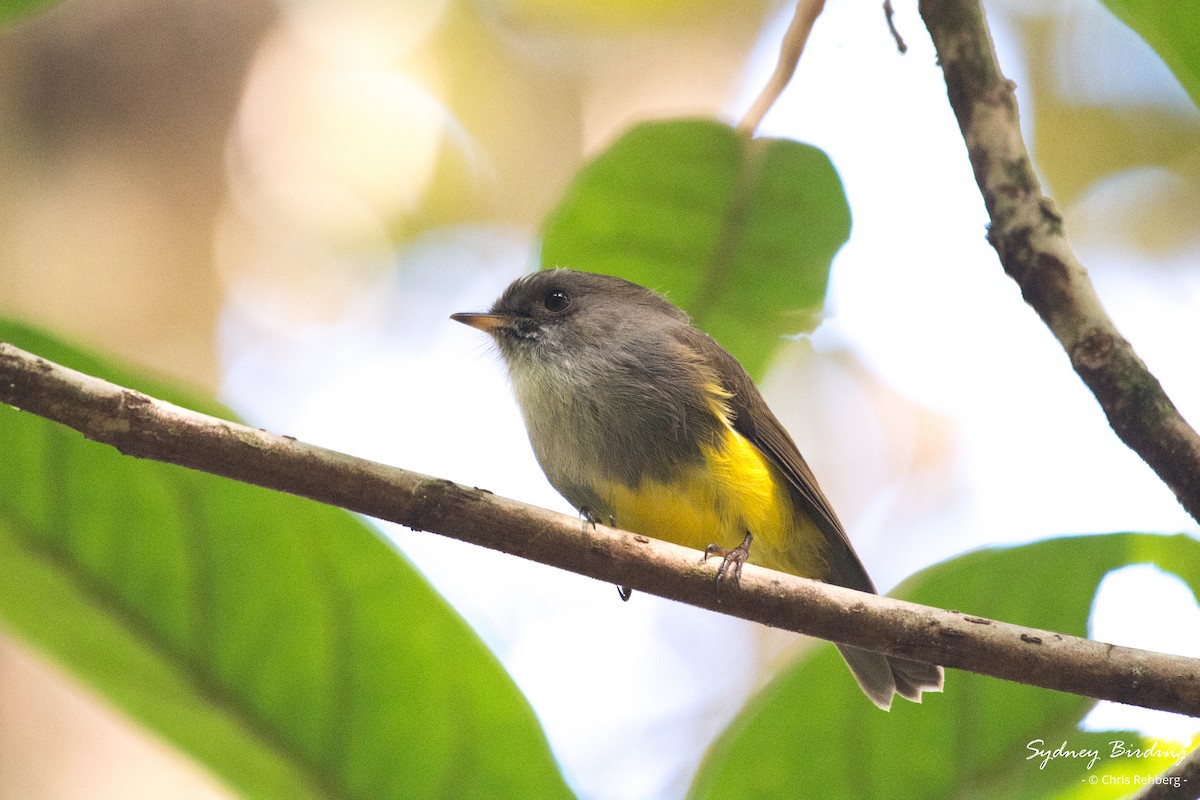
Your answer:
[455,268,944,709]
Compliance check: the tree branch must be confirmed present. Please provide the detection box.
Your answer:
[919,6,1200,793]
[918,0,1200,523]
[2,340,1199,716]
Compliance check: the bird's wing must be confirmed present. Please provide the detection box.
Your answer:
[687,328,877,593]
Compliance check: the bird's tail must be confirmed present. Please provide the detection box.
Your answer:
[836,644,944,711]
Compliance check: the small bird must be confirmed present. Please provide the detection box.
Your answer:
[452,268,943,709]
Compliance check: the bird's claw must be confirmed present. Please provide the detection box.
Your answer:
[702,532,753,587]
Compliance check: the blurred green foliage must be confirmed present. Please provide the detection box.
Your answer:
[1098,0,1200,108]
[0,321,570,800]
[691,533,1200,799]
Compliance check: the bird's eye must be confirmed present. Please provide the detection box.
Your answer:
[544,289,571,313]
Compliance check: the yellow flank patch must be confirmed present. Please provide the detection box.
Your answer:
[599,423,829,578]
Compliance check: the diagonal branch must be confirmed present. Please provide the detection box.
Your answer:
[2,340,1200,716]
[918,0,1200,523]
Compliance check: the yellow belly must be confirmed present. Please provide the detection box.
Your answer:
[598,424,830,579]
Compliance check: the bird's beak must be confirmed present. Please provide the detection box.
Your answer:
[450,312,510,334]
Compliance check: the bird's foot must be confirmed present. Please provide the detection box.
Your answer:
[702,532,753,587]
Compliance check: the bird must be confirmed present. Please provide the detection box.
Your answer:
[452,268,943,709]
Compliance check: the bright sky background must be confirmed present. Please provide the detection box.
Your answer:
[219,1,1200,797]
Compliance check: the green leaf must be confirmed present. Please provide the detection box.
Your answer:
[1098,0,1200,108]
[540,118,851,380]
[0,320,571,799]
[689,533,1200,799]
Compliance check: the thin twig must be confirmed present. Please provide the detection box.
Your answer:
[917,0,1200,523]
[2,340,1200,715]
[883,0,908,53]
[737,0,826,136]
